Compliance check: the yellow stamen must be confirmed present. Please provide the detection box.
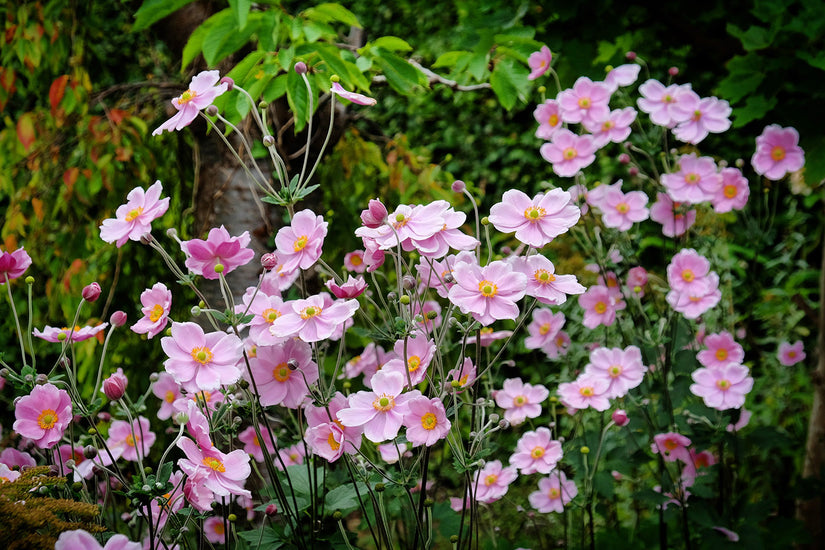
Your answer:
[190,346,213,364]
[37,409,58,430]
[421,412,437,430]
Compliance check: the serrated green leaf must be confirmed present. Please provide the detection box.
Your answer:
[731,94,777,128]
[726,23,773,51]
[228,0,251,29]
[371,47,424,94]
[303,3,361,28]
[278,46,295,72]
[490,58,529,110]
[324,482,369,513]
[286,64,310,132]
[371,36,413,53]
[797,50,825,72]
[133,0,196,32]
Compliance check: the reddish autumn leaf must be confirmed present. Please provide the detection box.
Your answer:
[49,75,69,115]
[108,108,129,126]
[16,113,35,152]
[63,167,79,192]
[0,67,16,93]
[62,258,85,292]
[31,197,44,222]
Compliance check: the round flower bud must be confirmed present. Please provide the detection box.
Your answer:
[625,51,637,61]
[174,412,189,425]
[228,514,237,522]
[102,368,128,401]
[25,276,34,285]
[481,216,489,225]
[35,374,49,385]
[332,510,343,520]
[451,180,466,193]
[330,74,340,83]
[612,409,629,427]
[402,275,416,290]
[618,153,630,165]
[139,234,152,245]
[205,105,218,116]
[265,504,278,516]
[628,167,639,177]
[295,62,308,74]
[82,282,101,302]
[262,135,275,147]
[261,252,278,269]
[668,66,679,76]
[110,310,128,327]
[399,295,410,305]
[220,76,235,90]
[191,306,201,316]
[214,263,224,274]
[57,332,67,341]
[580,446,590,455]
[166,228,178,238]
[537,86,546,94]
[375,483,385,492]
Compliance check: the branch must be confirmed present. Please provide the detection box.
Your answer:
[371,58,491,92]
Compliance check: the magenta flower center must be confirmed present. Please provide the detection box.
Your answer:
[615,202,629,214]
[484,474,499,486]
[149,304,164,322]
[563,147,578,160]
[594,301,607,314]
[273,363,291,382]
[723,184,738,199]
[262,308,281,323]
[190,346,213,364]
[608,365,623,378]
[715,348,728,361]
[327,432,341,451]
[300,306,322,319]
[539,322,552,335]
[514,395,527,407]
[421,412,437,430]
[577,97,591,109]
[770,145,786,161]
[534,269,556,284]
[202,456,226,472]
[523,206,546,222]
[681,269,695,282]
[531,446,545,459]
[684,173,700,184]
[716,379,731,390]
[37,409,58,430]
[407,355,422,372]
[373,395,395,412]
[548,487,561,499]
[125,207,144,222]
[478,280,498,298]
[293,235,308,252]
[177,89,198,105]
[579,386,594,397]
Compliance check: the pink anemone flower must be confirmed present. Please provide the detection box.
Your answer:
[649,193,696,237]
[181,225,255,280]
[55,530,141,550]
[33,323,108,343]
[527,46,553,80]
[336,370,421,443]
[130,282,172,338]
[99,181,170,247]
[690,364,753,410]
[540,129,598,177]
[161,321,244,392]
[509,427,563,474]
[330,82,377,106]
[13,383,73,449]
[528,471,578,513]
[494,378,550,425]
[0,247,32,282]
[489,188,581,248]
[403,396,451,447]
[152,70,229,136]
[751,124,805,180]
[448,259,527,326]
[778,340,805,366]
[269,293,359,343]
[275,209,328,273]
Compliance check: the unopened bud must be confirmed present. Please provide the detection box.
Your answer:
[625,51,637,61]
[402,275,416,290]
[498,419,509,429]
[227,513,237,522]
[102,368,128,401]
[612,409,629,427]
[287,359,299,370]
[166,228,178,239]
[261,252,278,270]
[618,153,630,165]
[265,503,278,516]
[190,306,201,316]
[263,135,275,147]
[375,483,385,492]
[214,263,224,274]
[451,180,466,193]
[83,445,99,460]
[580,446,590,455]
[110,310,127,327]
[481,216,489,225]
[360,199,388,228]
[174,412,189,425]
[628,167,639,177]
[25,276,34,285]
[35,374,48,385]
[82,282,101,302]
[205,105,218,116]
[399,295,410,305]
[668,66,679,76]
[295,62,308,75]
[220,76,235,90]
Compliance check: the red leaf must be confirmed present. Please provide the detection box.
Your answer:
[16,113,35,152]
[49,75,68,115]
[0,68,16,93]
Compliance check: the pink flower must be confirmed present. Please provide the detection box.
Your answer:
[343,343,393,381]
[466,327,512,347]
[691,364,753,410]
[711,167,750,213]
[330,81,376,106]
[599,188,649,231]
[697,332,744,369]
[130,283,172,339]
[626,266,648,296]
[666,272,721,319]
[99,181,170,247]
[360,199,388,228]
[411,202,479,259]
[326,275,367,299]
[344,250,367,273]
[383,333,436,386]
[0,247,32,282]
[557,77,611,124]
[557,373,611,411]
[540,129,598,177]
[712,526,740,542]
[448,259,527,326]
[33,323,108,343]
[489,188,580,248]
[534,99,563,140]
[672,96,732,144]
[305,392,363,452]
[181,225,255,280]
[651,432,691,463]
[604,64,641,93]
[637,80,695,127]
[513,254,585,305]
[106,416,155,463]
[586,180,623,211]
[666,249,713,295]
[445,358,477,391]
[403,396,451,447]
[612,409,629,426]
[204,516,227,544]
[13,383,72,449]
[102,368,128,400]
[527,46,553,80]
[305,421,347,462]
[416,251,474,299]
[161,321,244,392]
[509,427,563,474]
[578,284,625,329]
[0,448,36,469]
[584,345,646,399]
[152,372,182,420]
[0,463,21,484]
[276,444,306,470]
[270,293,359,342]
[238,425,276,463]
[649,193,696,237]
[473,460,517,503]
[778,340,805,366]
[153,70,228,136]
[81,282,101,302]
[377,442,410,464]
[337,370,421,443]
[727,407,752,432]
[275,209,328,272]
[751,124,805,180]
[247,338,318,408]
[235,292,286,347]
[582,107,637,148]
[661,154,722,204]
[55,530,141,550]
[494,378,550,425]
[524,308,565,350]
[177,437,251,499]
[528,471,578,513]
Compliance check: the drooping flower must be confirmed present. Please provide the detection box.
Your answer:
[494,378,550,425]
[661,154,722,204]
[275,209,328,273]
[403,396,451,447]
[691,364,753,410]
[672,96,732,144]
[305,421,347,462]
[336,370,421,443]
[269,293,359,343]
[0,247,32,283]
[161,321,244,392]
[778,340,806,366]
[557,77,611,124]
[99,181,170,247]
[509,427,563,474]
[527,46,553,80]
[512,254,585,305]
[528,471,578,513]
[751,124,805,180]
[448,259,527,326]
[153,70,229,136]
[326,275,367,299]
[330,81,377,106]
[473,460,518,504]
[13,383,72,449]
[557,373,611,411]
[540,129,598,177]
[711,167,750,213]
[489,189,580,248]
[33,323,109,343]
[649,193,696,237]
[697,332,744,369]
[584,345,647,399]
[181,225,255,280]
[130,282,172,339]
[247,338,318,408]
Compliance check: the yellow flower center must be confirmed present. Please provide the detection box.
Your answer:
[300,306,321,319]
[125,207,144,222]
[548,113,559,127]
[421,412,437,430]
[192,391,211,404]
[716,379,731,390]
[594,301,607,314]
[602,120,615,131]
[478,280,498,298]
[262,308,281,323]
[664,439,679,451]
[149,303,164,322]
[177,89,198,105]
[202,456,226,472]
[692,109,702,121]
[723,184,738,199]
[484,474,499,486]
[37,409,58,430]
[327,432,341,451]
[684,173,700,184]
[190,346,213,364]
[577,97,591,109]
[514,395,527,407]
[126,434,138,447]
[373,395,395,412]
[350,255,363,266]
[579,386,594,397]
[548,487,560,499]
[770,145,786,161]
[788,351,797,359]
[273,363,291,382]
[539,323,551,335]
[615,202,629,214]
[407,355,422,372]
[164,390,175,403]
[293,235,308,252]
[458,374,470,386]
[524,206,546,222]
[681,269,694,282]
[608,365,623,378]
[563,147,578,160]
[214,523,225,535]
[531,446,545,459]
[663,94,673,103]
[715,349,728,361]
[535,269,556,284]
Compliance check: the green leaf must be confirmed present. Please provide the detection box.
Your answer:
[371,47,425,94]
[490,58,529,110]
[303,20,334,43]
[303,3,361,29]
[324,482,369,513]
[201,10,261,66]
[716,55,764,104]
[371,36,413,53]
[228,0,251,29]
[263,74,289,103]
[726,23,773,51]
[278,46,295,72]
[797,50,825,72]
[287,62,310,132]
[133,0,196,32]
[433,50,471,69]
[731,94,777,128]
[314,43,351,81]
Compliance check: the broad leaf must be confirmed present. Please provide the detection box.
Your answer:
[133,0,196,32]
